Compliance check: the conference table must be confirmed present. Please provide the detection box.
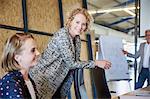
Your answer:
[117,85,150,99]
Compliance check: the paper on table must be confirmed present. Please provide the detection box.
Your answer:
[120,91,150,99]
[134,91,150,97]
[120,95,150,99]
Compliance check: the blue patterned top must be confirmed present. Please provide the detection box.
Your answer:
[0,70,36,99]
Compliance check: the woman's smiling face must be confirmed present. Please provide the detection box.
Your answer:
[69,13,87,38]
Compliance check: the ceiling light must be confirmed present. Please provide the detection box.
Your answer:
[124,9,136,16]
[88,6,140,14]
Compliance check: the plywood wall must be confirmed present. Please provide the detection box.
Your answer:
[82,40,94,99]
[0,29,16,56]
[32,34,51,52]
[0,0,23,27]
[0,0,59,56]
[27,0,60,33]
[62,0,82,22]
[90,30,96,60]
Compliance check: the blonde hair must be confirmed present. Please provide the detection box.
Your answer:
[0,33,34,77]
[65,8,93,32]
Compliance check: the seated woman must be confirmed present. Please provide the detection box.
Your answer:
[0,33,40,99]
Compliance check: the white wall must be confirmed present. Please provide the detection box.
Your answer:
[91,23,134,43]
[140,0,150,36]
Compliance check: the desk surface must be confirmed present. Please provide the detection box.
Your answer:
[118,86,150,99]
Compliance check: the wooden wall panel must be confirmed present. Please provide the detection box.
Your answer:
[80,41,88,60]
[81,41,93,99]
[90,30,96,60]
[32,34,51,53]
[27,0,60,33]
[70,82,76,99]
[0,0,23,27]
[80,33,87,41]
[0,29,17,57]
[84,69,93,99]
[62,0,82,22]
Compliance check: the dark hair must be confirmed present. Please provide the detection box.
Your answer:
[145,29,150,33]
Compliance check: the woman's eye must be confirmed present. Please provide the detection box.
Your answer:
[31,48,35,53]
[82,23,86,26]
[76,21,79,24]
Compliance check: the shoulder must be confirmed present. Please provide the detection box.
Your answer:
[0,71,25,98]
[0,71,24,88]
[57,27,68,35]
[140,42,146,47]
[53,27,69,39]
[1,71,23,82]
[141,42,147,44]
[0,71,28,99]
[52,27,71,44]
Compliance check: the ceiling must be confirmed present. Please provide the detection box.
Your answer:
[87,0,139,35]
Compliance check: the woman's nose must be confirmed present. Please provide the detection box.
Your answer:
[36,50,40,56]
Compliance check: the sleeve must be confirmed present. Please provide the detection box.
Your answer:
[30,37,60,74]
[0,80,24,98]
[57,34,95,69]
[127,43,142,58]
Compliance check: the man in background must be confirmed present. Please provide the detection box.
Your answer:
[123,29,150,89]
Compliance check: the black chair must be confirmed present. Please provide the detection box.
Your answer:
[91,68,111,99]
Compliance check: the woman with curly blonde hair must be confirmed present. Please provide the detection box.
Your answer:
[30,8,111,99]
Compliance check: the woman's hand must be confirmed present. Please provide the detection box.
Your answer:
[122,50,128,55]
[95,60,111,69]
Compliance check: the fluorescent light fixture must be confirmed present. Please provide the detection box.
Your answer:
[88,6,140,15]
[124,9,136,16]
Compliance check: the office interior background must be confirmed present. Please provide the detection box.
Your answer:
[0,0,149,98]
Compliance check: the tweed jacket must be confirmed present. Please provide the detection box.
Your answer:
[29,27,95,99]
[0,70,37,99]
[127,42,150,73]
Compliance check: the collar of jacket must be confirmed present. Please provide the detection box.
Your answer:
[63,27,81,60]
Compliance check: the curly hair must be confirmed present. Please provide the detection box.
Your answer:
[65,8,93,32]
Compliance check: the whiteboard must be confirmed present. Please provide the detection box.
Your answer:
[98,36,130,81]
